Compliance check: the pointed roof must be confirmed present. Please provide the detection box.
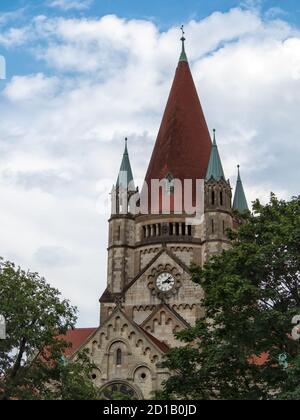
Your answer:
[233,165,249,212]
[144,35,212,188]
[116,138,134,190]
[206,129,225,181]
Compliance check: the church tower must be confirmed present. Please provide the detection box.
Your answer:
[102,138,136,321]
[203,129,233,260]
[72,32,248,400]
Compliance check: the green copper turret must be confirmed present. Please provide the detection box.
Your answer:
[205,129,225,181]
[116,138,135,190]
[233,165,249,212]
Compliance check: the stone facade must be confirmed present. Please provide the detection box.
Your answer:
[72,179,233,399]
[70,40,246,400]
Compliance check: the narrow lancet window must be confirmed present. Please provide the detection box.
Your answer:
[116,348,122,366]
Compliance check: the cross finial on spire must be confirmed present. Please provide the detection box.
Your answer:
[179,25,188,62]
[124,137,128,154]
[213,128,216,144]
[181,25,185,41]
[237,164,241,180]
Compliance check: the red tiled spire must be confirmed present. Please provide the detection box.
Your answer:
[144,43,212,189]
[146,46,212,182]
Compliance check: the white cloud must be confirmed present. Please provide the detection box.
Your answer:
[34,245,79,267]
[0,27,29,47]
[49,0,94,11]
[265,7,288,20]
[241,0,263,11]
[0,9,25,27]
[3,73,59,101]
[0,8,300,325]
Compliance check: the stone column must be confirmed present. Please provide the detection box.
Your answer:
[156,224,160,236]
[172,222,176,236]
[179,223,182,235]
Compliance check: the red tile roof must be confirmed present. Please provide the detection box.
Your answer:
[60,328,97,357]
[143,60,212,212]
[249,352,269,366]
[58,327,269,365]
[58,324,169,358]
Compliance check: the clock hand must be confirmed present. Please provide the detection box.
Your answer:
[162,277,173,284]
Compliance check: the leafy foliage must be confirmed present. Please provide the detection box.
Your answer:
[161,195,300,400]
[0,260,99,400]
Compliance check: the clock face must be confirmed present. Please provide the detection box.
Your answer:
[156,272,175,292]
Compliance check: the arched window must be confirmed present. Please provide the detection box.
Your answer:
[212,191,215,205]
[116,348,122,366]
[220,191,223,206]
[211,219,215,234]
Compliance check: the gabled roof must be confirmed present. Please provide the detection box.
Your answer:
[164,303,191,328]
[233,165,249,212]
[141,303,190,331]
[65,307,169,360]
[140,327,170,353]
[206,129,225,181]
[59,328,97,358]
[122,247,190,296]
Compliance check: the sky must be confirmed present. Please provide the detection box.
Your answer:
[0,0,300,327]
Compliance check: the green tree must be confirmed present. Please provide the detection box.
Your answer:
[0,260,99,400]
[53,350,100,400]
[161,195,300,400]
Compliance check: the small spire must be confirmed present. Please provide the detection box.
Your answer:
[213,128,217,145]
[116,137,135,190]
[179,25,188,62]
[237,164,241,180]
[233,165,249,212]
[205,129,225,181]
